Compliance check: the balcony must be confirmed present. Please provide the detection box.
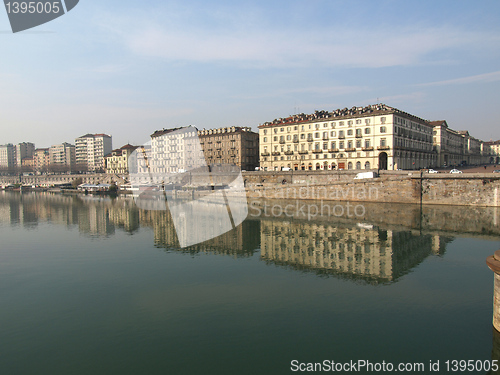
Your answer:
[377,146,390,150]
[355,134,363,138]
[293,139,299,143]
[338,135,345,139]
[271,152,281,156]
[312,149,323,154]
[284,151,294,155]
[345,148,356,152]
[298,150,308,154]
[328,149,339,153]
[322,136,329,140]
[362,147,374,151]
[279,140,285,144]
[307,137,313,142]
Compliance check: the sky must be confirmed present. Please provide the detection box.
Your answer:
[1,0,500,149]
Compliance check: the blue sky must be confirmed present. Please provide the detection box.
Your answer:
[1,0,500,148]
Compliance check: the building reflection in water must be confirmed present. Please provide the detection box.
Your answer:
[4,191,500,285]
[259,219,451,284]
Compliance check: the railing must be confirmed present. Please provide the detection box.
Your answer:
[377,146,390,150]
[362,147,374,151]
[328,148,339,153]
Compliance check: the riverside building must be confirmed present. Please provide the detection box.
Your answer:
[104,144,138,175]
[258,104,436,171]
[75,133,112,172]
[197,126,259,171]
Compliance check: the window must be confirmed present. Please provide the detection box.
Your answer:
[365,119,370,124]
[323,142,328,150]
[323,132,328,139]
[331,131,336,137]
[301,134,305,139]
[365,161,370,169]
[356,129,362,136]
[365,128,370,135]
[339,141,344,149]
[331,141,336,149]
[339,130,345,138]
[348,140,353,148]
[280,128,284,132]
[274,136,278,141]
[347,129,353,136]
[315,123,320,129]
[380,138,387,147]
[356,140,361,148]
[264,129,267,135]
[348,162,353,170]
[324,123,328,128]
[315,132,320,138]
[315,143,320,150]
[263,137,267,142]
[380,126,387,133]
[339,121,344,126]
[287,135,291,140]
[274,128,278,133]
[365,140,370,148]
[331,122,336,127]
[356,119,362,124]
[348,120,353,126]
[356,161,361,169]
[380,117,386,124]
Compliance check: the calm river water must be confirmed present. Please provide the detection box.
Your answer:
[1,191,499,374]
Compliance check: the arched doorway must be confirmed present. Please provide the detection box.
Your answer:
[347,162,353,170]
[379,152,388,170]
[308,163,313,170]
[365,161,370,170]
[315,163,321,170]
[356,161,361,170]
[331,162,336,170]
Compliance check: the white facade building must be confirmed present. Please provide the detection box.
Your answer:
[75,134,112,172]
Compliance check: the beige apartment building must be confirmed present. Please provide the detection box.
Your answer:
[483,141,500,164]
[104,144,138,175]
[430,121,465,167]
[34,148,50,173]
[259,104,435,171]
[197,126,259,171]
[75,133,112,172]
[49,142,76,172]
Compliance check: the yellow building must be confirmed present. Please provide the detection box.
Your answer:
[258,104,436,171]
[105,144,138,175]
[430,121,465,167]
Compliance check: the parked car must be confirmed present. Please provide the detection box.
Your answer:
[450,169,462,174]
[428,169,439,173]
[493,170,500,173]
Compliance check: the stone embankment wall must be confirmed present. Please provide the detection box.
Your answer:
[1,170,499,206]
[241,170,500,207]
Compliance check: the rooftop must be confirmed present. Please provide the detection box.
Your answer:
[258,104,430,128]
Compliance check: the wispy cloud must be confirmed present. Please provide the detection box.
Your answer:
[95,6,500,69]
[417,70,500,87]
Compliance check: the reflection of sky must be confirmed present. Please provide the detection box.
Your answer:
[0,217,499,374]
